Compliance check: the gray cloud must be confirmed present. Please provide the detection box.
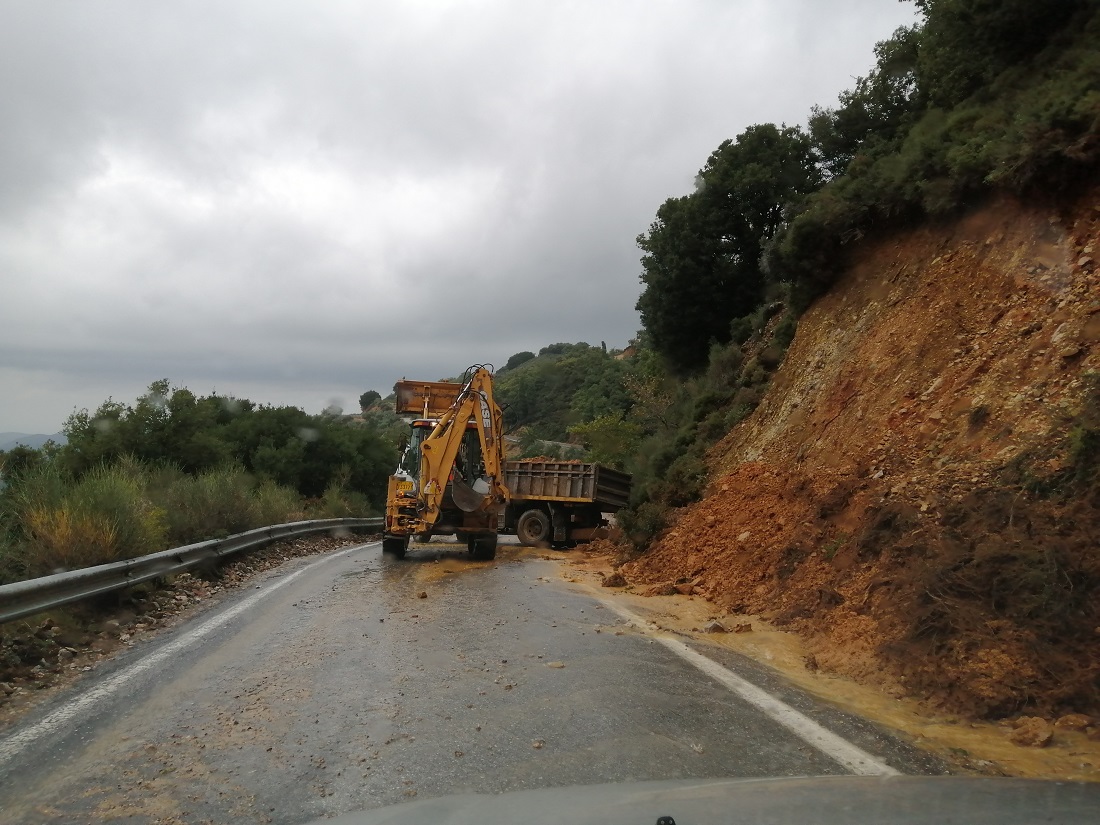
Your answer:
[0,0,918,431]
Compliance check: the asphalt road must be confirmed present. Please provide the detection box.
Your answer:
[0,539,944,824]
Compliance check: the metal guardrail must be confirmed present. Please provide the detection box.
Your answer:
[0,517,383,625]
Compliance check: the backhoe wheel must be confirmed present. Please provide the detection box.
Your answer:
[515,509,551,546]
[467,533,498,561]
[382,536,408,559]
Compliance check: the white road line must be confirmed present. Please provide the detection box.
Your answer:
[0,542,374,771]
[598,598,900,777]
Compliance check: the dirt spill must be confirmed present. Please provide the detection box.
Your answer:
[563,547,1100,782]
[404,538,553,585]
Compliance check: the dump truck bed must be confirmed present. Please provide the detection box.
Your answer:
[504,461,631,510]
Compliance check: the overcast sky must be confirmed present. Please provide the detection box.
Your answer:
[0,0,918,433]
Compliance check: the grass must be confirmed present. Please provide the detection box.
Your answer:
[0,456,359,584]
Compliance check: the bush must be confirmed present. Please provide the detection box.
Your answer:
[13,460,166,574]
[313,475,374,519]
[618,500,672,550]
[253,480,306,527]
[0,455,309,581]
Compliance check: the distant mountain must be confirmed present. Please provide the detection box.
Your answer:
[0,432,67,451]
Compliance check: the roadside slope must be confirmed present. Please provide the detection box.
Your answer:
[626,186,1100,719]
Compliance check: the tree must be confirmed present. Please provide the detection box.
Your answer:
[502,351,536,371]
[358,390,381,411]
[913,0,1090,108]
[59,381,396,500]
[808,25,922,178]
[495,344,631,440]
[636,124,820,374]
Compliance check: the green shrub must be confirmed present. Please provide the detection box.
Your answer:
[253,480,305,526]
[13,459,166,573]
[618,500,672,549]
[313,477,374,519]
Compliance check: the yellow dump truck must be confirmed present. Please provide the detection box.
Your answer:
[503,460,631,546]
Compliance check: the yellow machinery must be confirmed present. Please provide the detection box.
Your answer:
[383,365,508,560]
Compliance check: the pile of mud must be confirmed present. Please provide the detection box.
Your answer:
[626,187,1100,720]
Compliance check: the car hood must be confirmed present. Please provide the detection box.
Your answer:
[308,775,1100,825]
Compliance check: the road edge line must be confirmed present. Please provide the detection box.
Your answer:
[0,542,376,771]
[597,598,900,777]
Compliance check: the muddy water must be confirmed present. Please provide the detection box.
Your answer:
[562,553,1100,783]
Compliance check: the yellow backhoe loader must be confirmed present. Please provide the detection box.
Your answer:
[383,365,508,560]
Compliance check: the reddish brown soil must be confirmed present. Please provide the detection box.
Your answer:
[625,187,1100,721]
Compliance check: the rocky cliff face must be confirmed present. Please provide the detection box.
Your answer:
[626,187,1100,718]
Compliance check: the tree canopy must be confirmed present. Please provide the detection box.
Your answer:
[635,124,820,373]
[60,380,396,499]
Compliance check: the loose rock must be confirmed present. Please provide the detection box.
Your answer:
[1009,717,1053,747]
[601,572,627,588]
[1054,713,1093,731]
[703,620,727,634]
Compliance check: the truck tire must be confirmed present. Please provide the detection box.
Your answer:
[515,509,551,546]
[467,533,497,561]
[382,535,408,559]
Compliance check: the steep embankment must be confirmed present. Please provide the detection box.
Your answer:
[626,186,1100,719]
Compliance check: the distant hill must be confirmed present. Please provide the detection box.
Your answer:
[0,432,66,451]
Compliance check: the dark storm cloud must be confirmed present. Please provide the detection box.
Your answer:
[0,0,919,430]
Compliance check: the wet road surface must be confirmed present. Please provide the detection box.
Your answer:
[0,540,944,823]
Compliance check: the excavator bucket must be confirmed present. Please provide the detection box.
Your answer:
[394,380,464,417]
[451,475,491,512]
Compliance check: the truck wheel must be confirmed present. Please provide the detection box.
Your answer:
[382,536,408,559]
[516,509,551,546]
[467,533,497,561]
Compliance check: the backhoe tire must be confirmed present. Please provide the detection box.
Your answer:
[515,509,551,546]
[467,533,498,561]
[382,536,408,559]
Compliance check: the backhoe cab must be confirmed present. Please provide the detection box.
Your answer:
[383,366,508,560]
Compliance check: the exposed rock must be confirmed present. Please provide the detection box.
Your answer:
[674,583,695,596]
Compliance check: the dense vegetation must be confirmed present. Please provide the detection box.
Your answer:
[494,342,631,454]
[469,0,1099,550]
[0,380,397,583]
[622,0,1100,544]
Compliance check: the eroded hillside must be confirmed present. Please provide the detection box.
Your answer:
[625,186,1100,719]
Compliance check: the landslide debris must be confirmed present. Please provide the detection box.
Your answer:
[625,187,1100,721]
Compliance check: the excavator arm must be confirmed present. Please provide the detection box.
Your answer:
[417,366,508,524]
[383,365,508,559]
